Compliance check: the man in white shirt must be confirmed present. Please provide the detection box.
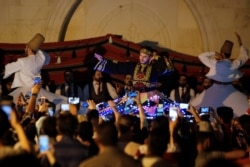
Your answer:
[116,74,134,98]
[83,70,118,104]
[55,69,84,101]
[3,33,67,110]
[169,74,195,103]
[191,32,249,116]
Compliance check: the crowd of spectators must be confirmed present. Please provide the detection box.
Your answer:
[0,72,250,167]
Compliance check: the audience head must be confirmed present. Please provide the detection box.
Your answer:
[178,74,188,88]
[86,109,99,128]
[149,116,169,133]
[117,115,135,135]
[40,69,51,85]
[77,121,94,141]
[216,106,234,124]
[41,116,57,138]
[64,69,74,84]
[56,112,78,137]
[95,122,118,147]
[195,121,214,150]
[202,77,213,89]
[124,74,133,87]
[146,129,168,156]
[92,70,103,82]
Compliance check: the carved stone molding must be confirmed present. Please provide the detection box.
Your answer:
[184,0,220,51]
[44,0,82,42]
[94,2,171,48]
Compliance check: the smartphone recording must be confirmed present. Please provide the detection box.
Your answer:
[1,105,12,119]
[96,102,109,111]
[127,91,137,98]
[61,104,70,111]
[199,107,210,114]
[34,76,41,84]
[81,101,89,108]
[179,103,191,115]
[156,104,164,116]
[48,107,54,117]
[68,97,80,104]
[39,135,49,153]
[169,103,178,121]
[179,103,189,110]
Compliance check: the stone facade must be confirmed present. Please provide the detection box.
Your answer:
[0,0,249,58]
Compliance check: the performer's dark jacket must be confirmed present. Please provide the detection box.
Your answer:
[94,56,174,92]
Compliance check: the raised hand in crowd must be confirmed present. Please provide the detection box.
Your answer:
[108,100,120,124]
[87,100,96,110]
[14,92,28,120]
[134,91,147,129]
[38,100,49,113]
[39,144,59,167]
[168,111,180,151]
[209,107,222,124]
[16,92,27,107]
[9,110,32,153]
[26,83,41,113]
[69,104,78,116]
[187,104,201,123]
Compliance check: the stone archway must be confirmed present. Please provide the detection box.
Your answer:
[184,0,221,51]
[44,0,82,42]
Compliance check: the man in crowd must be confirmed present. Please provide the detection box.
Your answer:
[169,74,195,103]
[83,70,118,104]
[79,122,140,167]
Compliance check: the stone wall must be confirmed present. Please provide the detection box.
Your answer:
[0,0,249,58]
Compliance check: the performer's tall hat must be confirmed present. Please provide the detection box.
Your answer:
[27,33,45,52]
[220,40,233,55]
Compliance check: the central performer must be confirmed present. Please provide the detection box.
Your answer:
[94,46,174,103]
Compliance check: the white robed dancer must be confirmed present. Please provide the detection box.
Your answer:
[3,33,67,111]
[191,32,249,117]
